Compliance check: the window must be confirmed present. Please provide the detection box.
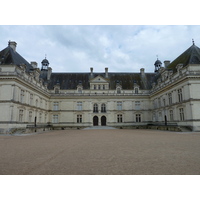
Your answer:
[135,88,139,94]
[55,88,59,94]
[30,94,33,105]
[135,101,140,110]
[163,99,166,107]
[40,99,43,107]
[117,114,123,123]
[103,85,105,90]
[153,99,157,109]
[53,102,59,110]
[179,108,184,121]
[178,89,183,102]
[53,115,58,123]
[101,103,106,113]
[169,110,173,121]
[77,115,82,123]
[20,90,24,103]
[117,87,121,94]
[94,85,96,90]
[168,93,172,105]
[29,111,32,122]
[78,88,82,93]
[159,112,162,121]
[45,114,47,123]
[136,114,141,122]
[158,98,161,107]
[39,113,42,123]
[98,85,101,90]
[117,101,122,110]
[19,109,23,122]
[77,102,82,110]
[93,103,98,113]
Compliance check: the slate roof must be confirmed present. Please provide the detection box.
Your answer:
[166,43,200,73]
[0,45,33,72]
[47,72,155,90]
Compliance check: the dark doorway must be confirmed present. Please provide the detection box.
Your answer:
[165,115,167,126]
[93,116,98,126]
[101,116,106,126]
[34,117,37,127]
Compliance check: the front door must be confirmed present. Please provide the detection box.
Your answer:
[101,116,106,126]
[93,116,98,126]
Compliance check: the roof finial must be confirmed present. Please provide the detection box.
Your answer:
[45,54,47,59]
[156,55,158,60]
[192,39,195,45]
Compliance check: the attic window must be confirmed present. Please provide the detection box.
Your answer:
[117,87,121,94]
[78,88,82,93]
[55,88,59,94]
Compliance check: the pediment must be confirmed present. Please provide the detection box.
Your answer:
[90,75,108,83]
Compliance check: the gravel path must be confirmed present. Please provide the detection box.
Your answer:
[0,129,200,175]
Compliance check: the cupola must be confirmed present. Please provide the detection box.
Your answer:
[41,56,49,71]
[154,58,162,72]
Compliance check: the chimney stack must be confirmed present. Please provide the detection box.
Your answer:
[90,67,93,77]
[105,67,108,78]
[47,67,52,81]
[30,62,38,69]
[140,68,145,76]
[164,60,170,68]
[8,41,17,52]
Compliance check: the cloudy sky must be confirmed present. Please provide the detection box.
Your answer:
[0,25,200,73]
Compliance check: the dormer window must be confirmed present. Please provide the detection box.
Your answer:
[90,75,109,90]
[117,87,121,94]
[135,88,139,94]
[78,88,82,93]
[55,88,59,94]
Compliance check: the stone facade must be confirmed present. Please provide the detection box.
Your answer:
[1,41,200,133]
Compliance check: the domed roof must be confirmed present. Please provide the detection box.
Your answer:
[41,58,49,66]
[154,59,162,66]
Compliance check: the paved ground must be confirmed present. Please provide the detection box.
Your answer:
[0,128,200,175]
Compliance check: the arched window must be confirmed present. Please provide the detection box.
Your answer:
[93,103,98,113]
[101,103,106,113]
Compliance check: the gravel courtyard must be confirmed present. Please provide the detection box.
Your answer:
[0,128,200,175]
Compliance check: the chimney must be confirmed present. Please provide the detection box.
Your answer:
[47,67,52,81]
[30,62,38,69]
[90,67,93,77]
[140,68,145,76]
[8,41,17,52]
[164,60,170,68]
[105,67,108,78]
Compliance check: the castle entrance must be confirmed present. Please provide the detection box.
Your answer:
[101,116,106,126]
[93,116,98,126]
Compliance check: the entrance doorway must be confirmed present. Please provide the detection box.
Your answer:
[93,116,98,126]
[101,116,106,126]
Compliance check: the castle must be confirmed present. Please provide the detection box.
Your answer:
[1,40,200,133]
